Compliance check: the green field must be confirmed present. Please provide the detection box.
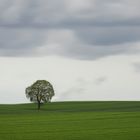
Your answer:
[0,101,140,140]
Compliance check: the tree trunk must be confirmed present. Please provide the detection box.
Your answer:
[37,101,41,110]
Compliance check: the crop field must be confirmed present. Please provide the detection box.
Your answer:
[0,101,140,140]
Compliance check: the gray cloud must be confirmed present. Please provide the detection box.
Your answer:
[0,0,140,59]
[133,62,140,73]
[57,78,88,100]
[57,76,108,100]
[76,27,140,46]
[94,77,107,85]
[0,28,48,56]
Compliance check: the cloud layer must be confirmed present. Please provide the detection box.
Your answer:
[0,0,140,59]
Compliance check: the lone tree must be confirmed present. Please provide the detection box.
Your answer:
[25,80,55,110]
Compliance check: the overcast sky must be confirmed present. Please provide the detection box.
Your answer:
[0,0,140,103]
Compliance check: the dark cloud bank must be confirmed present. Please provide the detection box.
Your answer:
[0,0,140,59]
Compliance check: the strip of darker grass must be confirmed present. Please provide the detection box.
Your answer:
[0,101,140,115]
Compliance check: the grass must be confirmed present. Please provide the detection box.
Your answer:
[0,101,140,140]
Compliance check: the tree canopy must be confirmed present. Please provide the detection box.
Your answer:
[25,80,55,110]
